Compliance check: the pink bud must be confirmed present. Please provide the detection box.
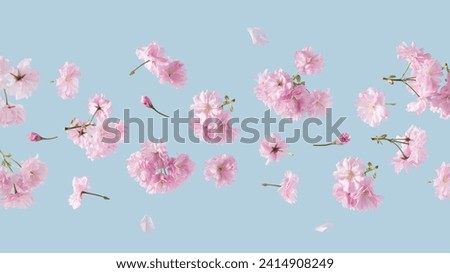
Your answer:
[141,96,152,108]
[336,132,351,145]
[28,132,43,142]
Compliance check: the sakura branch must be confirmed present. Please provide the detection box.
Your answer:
[382,42,450,118]
[0,150,47,209]
[68,176,110,209]
[371,125,427,173]
[28,132,58,142]
[261,170,298,204]
[254,47,332,120]
[332,157,382,211]
[313,132,351,147]
[129,42,187,88]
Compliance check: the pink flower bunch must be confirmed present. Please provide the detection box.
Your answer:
[65,93,124,160]
[55,62,81,100]
[204,154,237,187]
[332,157,382,211]
[432,162,450,200]
[386,42,450,118]
[132,42,187,88]
[0,56,40,127]
[190,91,239,144]
[127,141,195,194]
[0,152,47,209]
[254,47,331,120]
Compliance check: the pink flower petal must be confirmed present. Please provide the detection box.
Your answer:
[247,27,268,46]
[140,214,155,233]
[315,223,333,232]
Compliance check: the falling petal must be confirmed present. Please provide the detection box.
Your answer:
[247,27,268,46]
[315,223,333,232]
[140,214,155,233]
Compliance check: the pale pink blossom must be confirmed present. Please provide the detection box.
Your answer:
[259,133,289,165]
[353,177,383,211]
[17,156,48,191]
[247,27,268,46]
[56,62,80,100]
[333,157,366,192]
[168,153,195,181]
[333,182,357,209]
[204,154,237,187]
[294,47,324,75]
[315,223,333,232]
[136,42,168,75]
[193,110,239,144]
[355,88,388,127]
[88,93,111,120]
[140,214,155,233]
[307,89,332,117]
[158,60,187,88]
[191,91,223,121]
[7,58,40,100]
[272,85,310,120]
[28,132,42,142]
[0,56,12,90]
[396,42,431,69]
[0,169,13,195]
[66,119,89,148]
[391,125,427,173]
[433,162,450,200]
[430,74,450,119]
[279,170,298,204]
[84,120,124,160]
[68,176,90,209]
[1,192,33,209]
[141,96,152,108]
[0,98,26,127]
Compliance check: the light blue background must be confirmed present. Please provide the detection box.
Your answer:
[1,0,449,252]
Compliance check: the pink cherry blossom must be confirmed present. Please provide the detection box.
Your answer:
[140,214,155,233]
[336,132,351,145]
[1,192,33,209]
[7,58,40,100]
[135,42,168,75]
[315,223,333,233]
[396,42,431,70]
[66,119,89,148]
[0,56,12,90]
[279,170,298,204]
[247,27,268,46]
[353,177,383,211]
[430,74,450,119]
[259,133,289,165]
[127,141,195,194]
[294,47,324,75]
[333,157,365,192]
[158,60,187,89]
[17,156,48,192]
[28,132,42,142]
[0,169,13,196]
[204,154,237,187]
[333,182,357,209]
[391,125,427,173]
[84,120,124,160]
[56,62,80,100]
[68,176,90,209]
[433,162,450,200]
[191,91,223,121]
[193,110,239,144]
[355,88,389,127]
[307,89,332,117]
[141,96,152,108]
[88,93,111,120]
[0,98,26,127]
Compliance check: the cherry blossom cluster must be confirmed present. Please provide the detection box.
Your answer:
[254,47,332,120]
[65,93,124,160]
[383,42,450,119]
[127,141,195,194]
[0,151,47,209]
[55,62,81,100]
[0,57,40,127]
[332,157,382,211]
[372,125,427,173]
[190,90,239,144]
[130,42,187,89]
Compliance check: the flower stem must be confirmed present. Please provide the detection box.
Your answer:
[261,183,281,188]
[371,135,409,159]
[3,89,9,106]
[42,136,58,141]
[313,142,335,147]
[151,106,169,118]
[81,191,110,200]
[64,123,95,131]
[385,102,396,106]
[383,63,420,97]
[129,60,150,76]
